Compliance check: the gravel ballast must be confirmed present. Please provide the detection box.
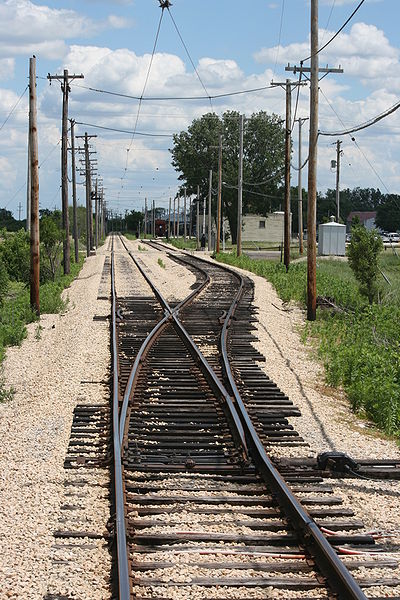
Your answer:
[0,245,112,599]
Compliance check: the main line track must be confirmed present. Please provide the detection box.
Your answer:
[110,234,399,599]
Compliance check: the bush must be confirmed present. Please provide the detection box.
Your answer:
[0,229,30,283]
[348,225,383,303]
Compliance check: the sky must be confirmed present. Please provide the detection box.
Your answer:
[1,0,400,219]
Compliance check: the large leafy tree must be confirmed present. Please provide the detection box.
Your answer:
[375,194,400,232]
[170,111,285,243]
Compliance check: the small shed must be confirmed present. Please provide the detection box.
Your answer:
[318,217,346,256]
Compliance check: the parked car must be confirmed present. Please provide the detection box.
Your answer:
[387,233,400,243]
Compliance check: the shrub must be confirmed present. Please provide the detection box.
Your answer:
[348,225,383,303]
[0,229,30,283]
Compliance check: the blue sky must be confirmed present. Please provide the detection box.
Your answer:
[1,0,399,218]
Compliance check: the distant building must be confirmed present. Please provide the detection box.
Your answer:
[346,211,377,231]
[242,212,288,243]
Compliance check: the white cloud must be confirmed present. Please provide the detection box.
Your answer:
[0,0,131,61]
[0,59,15,81]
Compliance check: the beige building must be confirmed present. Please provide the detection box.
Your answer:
[242,212,289,243]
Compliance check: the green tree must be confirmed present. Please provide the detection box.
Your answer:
[40,216,63,281]
[170,111,285,243]
[348,225,383,304]
[126,210,143,233]
[375,194,400,232]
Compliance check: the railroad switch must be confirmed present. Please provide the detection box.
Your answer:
[317,451,359,474]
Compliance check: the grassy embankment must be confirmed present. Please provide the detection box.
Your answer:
[0,257,84,400]
[216,251,400,439]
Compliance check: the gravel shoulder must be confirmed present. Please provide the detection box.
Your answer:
[0,244,112,600]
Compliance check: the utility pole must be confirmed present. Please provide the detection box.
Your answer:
[295,117,308,254]
[335,139,342,223]
[286,13,343,320]
[26,133,31,233]
[196,185,200,249]
[76,132,96,256]
[173,196,176,237]
[168,197,171,239]
[189,196,192,240]
[202,184,206,236]
[18,202,22,221]
[237,114,244,258]
[307,1,319,321]
[144,198,148,236]
[272,80,306,270]
[208,169,212,251]
[177,196,180,238]
[216,134,223,253]
[47,69,84,274]
[95,178,98,247]
[29,56,40,315]
[69,119,79,263]
[183,187,187,241]
[152,200,155,237]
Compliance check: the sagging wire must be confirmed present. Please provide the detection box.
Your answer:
[0,85,28,134]
[166,5,213,109]
[301,0,366,63]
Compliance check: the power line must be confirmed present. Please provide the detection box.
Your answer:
[74,121,174,137]
[319,87,390,193]
[166,6,212,108]
[72,81,275,101]
[272,0,285,81]
[302,0,365,62]
[0,86,28,134]
[319,99,400,136]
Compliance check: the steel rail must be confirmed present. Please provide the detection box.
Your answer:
[141,242,368,599]
[110,235,131,600]
[215,262,368,599]
[118,234,248,459]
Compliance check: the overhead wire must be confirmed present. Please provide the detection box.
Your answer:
[272,0,285,81]
[319,87,390,193]
[319,99,400,137]
[74,121,173,137]
[72,81,274,101]
[166,5,212,109]
[302,0,366,62]
[0,85,28,134]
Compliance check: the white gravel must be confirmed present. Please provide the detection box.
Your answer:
[0,244,112,600]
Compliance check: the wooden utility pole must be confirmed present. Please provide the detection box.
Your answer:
[47,70,84,274]
[216,134,223,253]
[196,185,200,249]
[208,169,212,251]
[286,33,343,320]
[335,139,342,223]
[144,198,148,236]
[295,117,308,254]
[307,1,319,321]
[26,133,31,233]
[76,132,96,257]
[284,80,292,271]
[173,196,176,237]
[272,80,306,270]
[237,114,244,258]
[202,184,206,235]
[95,178,99,247]
[152,200,155,237]
[189,197,192,240]
[168,197,171,238]
[183,187,187,241]
[70,119,79,263]
[177,196,180,237]
[29,56,40,315]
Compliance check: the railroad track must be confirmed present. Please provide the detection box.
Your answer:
[110,234,400,599]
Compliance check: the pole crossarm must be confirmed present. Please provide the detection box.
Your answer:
[285,63,343,74]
